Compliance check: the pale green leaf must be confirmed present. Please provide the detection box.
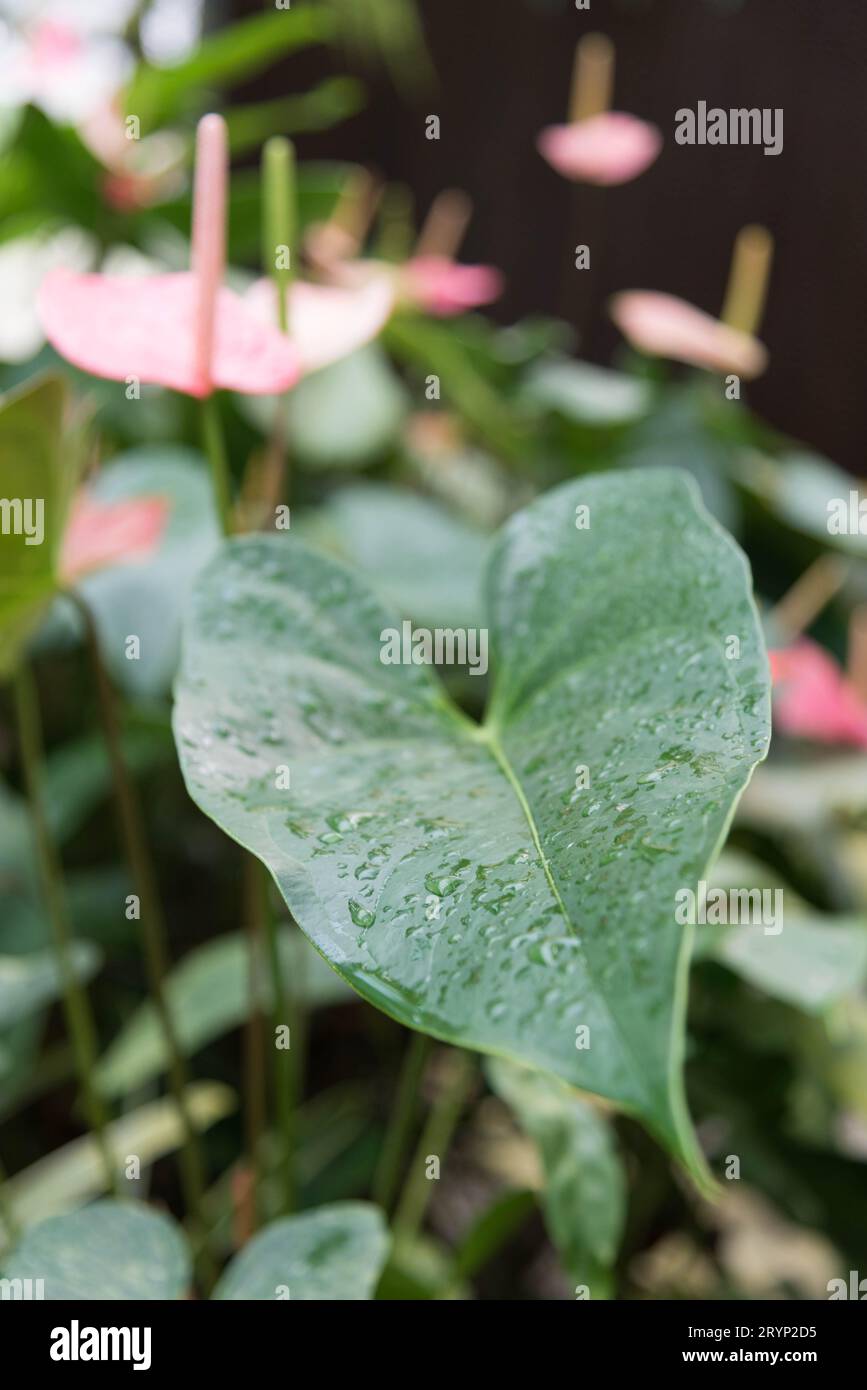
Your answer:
[96,930,350,1098]
[213,1201,388,1300]
[1,1200,190,1300]
[487,1057,625,1297]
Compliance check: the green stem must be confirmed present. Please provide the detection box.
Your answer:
[68,592,214,1282]
[201,394,232,534]
[242,855,267,1231]
[260,874,300,1214]
[0,1155,19,1246]
[263,136,297,331]
[372,1031,432,1213]
[393,1049,475,1241]
[261,136,296,514]
[12,662,117,1194]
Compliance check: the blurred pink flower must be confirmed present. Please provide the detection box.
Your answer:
[59,493,168,584]
[244,276,395,374]
[609,290,768,378]
[324,254,503,320]
[400,255,504,316]
[769,640,867,749]
[537,112,662,185]
[38,114,300,398]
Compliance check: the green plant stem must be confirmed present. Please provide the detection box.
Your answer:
[261,136,296,515]
[393,1049,475,1242]
[11,662,117,1194]
[259,873,300,1214]
[68,592,214,1282]
[242,855,267,1231]
[0,1155,19,1245]
[372,1031,432,1212]
[201,394,232,534]
[263,136,296,328]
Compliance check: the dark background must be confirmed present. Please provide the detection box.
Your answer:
[233,0,867,476]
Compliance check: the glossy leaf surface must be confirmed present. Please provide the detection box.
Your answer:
[174,470,770,1175]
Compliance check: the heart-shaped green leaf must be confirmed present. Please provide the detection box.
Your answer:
[1,1200,191,1299]
[173,470,770,1180]
[213,1202,389,1300]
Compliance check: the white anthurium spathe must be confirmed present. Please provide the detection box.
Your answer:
[0,7,134,124]
[245,275,396,376]
[0,226,96,363]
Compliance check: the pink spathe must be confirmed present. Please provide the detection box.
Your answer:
[38,113,300,398]
[245,276,395,375]
[769,640,867,749]
[401,255,504,316]
[537,112,662,185]
[610,290,768,378]
[60,494,168,584]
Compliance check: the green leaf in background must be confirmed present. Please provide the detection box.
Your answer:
[42,722,172,843]
[243,346,408,470]
[174,470,770,1179]
[735,449,867,560]
[525,358,653,427]
[1,1200,190,1300]
[125,7,335,128]
[386,314,532,465]
[299,483,486,630]
[2,1083,234,1236]
[225,79,365,156]
[78,448,220,697]
[616,386,739,532]
[738,755,867,834]
[487,1057,626,1298]
[0,941,100,1029]
[213,1201,389,1300]
[150,162,355,265]
[0,375,81,677]
[96,929,351,1099]
[694,849,867,1013]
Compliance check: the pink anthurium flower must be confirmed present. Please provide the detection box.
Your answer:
[609,290,769,379]
[399,255,504,317]
[322,254,503,320]
[769,640,867,749]
[38,114,300,399]
[244,275,395,375]
[59,492,169,584]
[537,112,662,186]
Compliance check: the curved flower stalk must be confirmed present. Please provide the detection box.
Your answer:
[537,33,661,185]
[610,225,773,378]
[38,114,301,400]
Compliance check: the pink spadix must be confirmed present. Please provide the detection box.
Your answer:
[38,114,300,398]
